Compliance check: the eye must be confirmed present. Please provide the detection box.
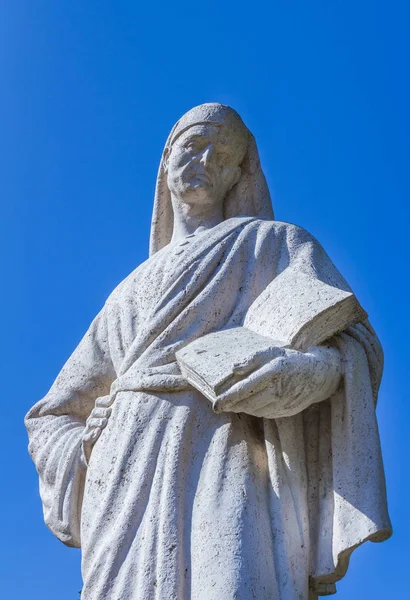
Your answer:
[184,140,200,152]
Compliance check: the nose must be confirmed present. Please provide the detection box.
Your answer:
[198,143,213,166]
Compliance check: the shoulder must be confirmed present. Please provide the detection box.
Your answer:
[252,218,322,248]
[104,259,149,308]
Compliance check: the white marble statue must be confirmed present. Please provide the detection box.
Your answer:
[26,103,392,600]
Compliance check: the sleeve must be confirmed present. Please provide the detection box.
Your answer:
[25,307,117,548]
[306,320,391,595]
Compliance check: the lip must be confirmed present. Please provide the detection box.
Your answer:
[189,171,212,185]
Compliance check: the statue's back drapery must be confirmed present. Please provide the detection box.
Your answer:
[25,104,391,599]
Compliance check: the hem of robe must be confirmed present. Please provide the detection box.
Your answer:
[307,326,392,595]
[310,526,392,597]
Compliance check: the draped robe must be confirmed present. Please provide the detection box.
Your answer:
[26,217,391,600]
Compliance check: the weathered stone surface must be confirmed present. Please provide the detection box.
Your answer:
[25,103,391,599]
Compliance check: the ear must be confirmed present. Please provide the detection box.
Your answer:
[228,166,241,190]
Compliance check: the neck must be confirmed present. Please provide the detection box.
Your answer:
[170,196,224,244]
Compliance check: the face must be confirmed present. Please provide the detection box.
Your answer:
[165,124,247,210]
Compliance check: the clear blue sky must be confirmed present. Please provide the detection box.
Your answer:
[1,1,409,598]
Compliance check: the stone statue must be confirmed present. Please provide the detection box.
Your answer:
[25,103,391,600]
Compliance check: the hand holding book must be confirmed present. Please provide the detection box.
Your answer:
[211,344,342,418]
[176,330,342,417]
[176,268,366,417]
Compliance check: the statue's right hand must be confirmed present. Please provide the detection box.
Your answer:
[81,399,112,466]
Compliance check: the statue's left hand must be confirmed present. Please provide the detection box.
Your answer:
[81,397,113,466]
[216,345,342,419]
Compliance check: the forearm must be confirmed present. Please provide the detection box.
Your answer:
[26,393,113,545]
[25,307,116,546]
[26,408,86,546]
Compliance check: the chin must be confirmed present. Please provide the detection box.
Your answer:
[178,183,210,201]
[185,194,219,209]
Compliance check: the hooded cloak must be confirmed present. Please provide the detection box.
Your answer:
[25,104,391,600]
[150,103,274,255]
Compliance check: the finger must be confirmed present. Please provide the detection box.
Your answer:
[82,436,97,464]
[95,395,114,408]
[249,399,280,418]
[91,407,111,419]
[81,442,91,465]
[83,428,101,443]
[227,386,276,415]
[215,359,284,414]
[86,417,108,430]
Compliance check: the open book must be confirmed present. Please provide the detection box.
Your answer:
[175,269,367,406]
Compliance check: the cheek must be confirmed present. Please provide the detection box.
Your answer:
[168,149,191,172]
[167,154,192,191]
[220,166,239,190]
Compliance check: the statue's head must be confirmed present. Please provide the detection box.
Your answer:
[150,103,274,254]
[163,104,249,213]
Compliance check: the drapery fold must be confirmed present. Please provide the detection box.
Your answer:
[26,217,391,599]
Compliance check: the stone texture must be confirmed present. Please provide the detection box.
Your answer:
[25,103,391,600]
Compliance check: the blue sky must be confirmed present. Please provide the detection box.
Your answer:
[1,1,409,598]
